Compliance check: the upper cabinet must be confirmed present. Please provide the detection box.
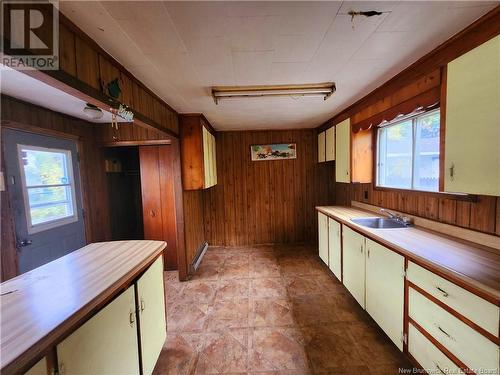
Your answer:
[444,35,500,196]
[318,127,335,163]
[325,126,335,161]
[335,118,351,182]
[317,131,326,162]
[180,115,217,190]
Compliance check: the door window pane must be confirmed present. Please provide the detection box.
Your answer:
[18,146,77,232]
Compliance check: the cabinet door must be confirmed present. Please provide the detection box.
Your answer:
[137,257,167,375]
[335,118,351,182]
[325,126,335,161]
[445,35,500,196]
[328,218,341,281]
[25,358,47,375]
[211,134,217,186]
[202,126,211,188]
[342,225,365,308]
[318,131,326,162]
[365,239,405,350]
[57,286,140,375]
[318,212,328,266]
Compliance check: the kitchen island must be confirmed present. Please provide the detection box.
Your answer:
[0,240,166,375]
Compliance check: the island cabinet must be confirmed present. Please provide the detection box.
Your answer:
[444,34,500,196]
[137,257,167,375]
[180,114,217,190]
[0,240,167,375]
[57,286,140,375]
[57,256,166,375]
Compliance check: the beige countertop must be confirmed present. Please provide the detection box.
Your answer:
[0,240,166,375]
[316,206,500,303]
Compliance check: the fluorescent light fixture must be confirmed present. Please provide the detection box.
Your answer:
[211,83,336,104]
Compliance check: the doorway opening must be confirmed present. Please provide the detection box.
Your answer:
[104,147,144,240]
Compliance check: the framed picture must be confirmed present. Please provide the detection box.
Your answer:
[250,143,297,161]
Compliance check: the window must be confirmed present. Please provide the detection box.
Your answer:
[18,145,78,233]
[377,109,440,192]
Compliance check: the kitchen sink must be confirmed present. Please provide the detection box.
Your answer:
[351,217,409,229]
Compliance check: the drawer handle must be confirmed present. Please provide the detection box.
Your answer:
[436,286,449,297]
[434,363,445,374]
[360,245,363,253]
[129,311,135,326]
[437,325,453,340]
[140,298,146,312]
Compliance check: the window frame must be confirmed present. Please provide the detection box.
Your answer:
[17,144,78,234]
[375,108,441,192]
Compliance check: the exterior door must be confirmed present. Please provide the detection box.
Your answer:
[3,129,85,273]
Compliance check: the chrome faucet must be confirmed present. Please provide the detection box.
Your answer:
[380,209,413,226]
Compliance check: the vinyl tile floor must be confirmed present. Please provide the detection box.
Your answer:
[153,244,413,374]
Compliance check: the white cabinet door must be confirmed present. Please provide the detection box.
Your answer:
[137,257,167,375]
[25,358,47,375]
[335,119,351,182]
[325,126,335,161]
[57,286,140,375]
[365,239,405,350]
[328,218,341,281]
[445,35,500,196]
[211,133,217,186]
[202,126,211,188]
[318,212,329,266]
[342,225,365,308]
[318,131,326,162]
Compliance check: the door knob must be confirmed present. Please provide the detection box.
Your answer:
[18,239,32,247]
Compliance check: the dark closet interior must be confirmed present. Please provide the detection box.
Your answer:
[104,147,144,240]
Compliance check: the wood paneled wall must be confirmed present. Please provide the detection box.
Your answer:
[335,183,500,236]
[202,130,335,246]
[183,190,206,265]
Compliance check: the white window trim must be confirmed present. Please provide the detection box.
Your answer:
[17,144,78,234]
[376,109,440,192]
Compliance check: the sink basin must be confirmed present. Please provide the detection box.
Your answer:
[351,217,408,229]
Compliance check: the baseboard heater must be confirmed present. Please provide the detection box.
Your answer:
[190,241,209,274]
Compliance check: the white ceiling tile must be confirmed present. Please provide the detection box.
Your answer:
[37,1,496,130]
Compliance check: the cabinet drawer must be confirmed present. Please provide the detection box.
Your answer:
[409,288,499,372]
[409,323,463,375]
[407,262,499,336]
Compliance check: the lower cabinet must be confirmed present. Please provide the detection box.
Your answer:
[328,218,341,281]
[342,225,366,308]
[137,257,167,375]
[57,286,140,375]
[408,324,463,375]
[318,212,329,266]
[57,257,166,375]
[365,239,405,350]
